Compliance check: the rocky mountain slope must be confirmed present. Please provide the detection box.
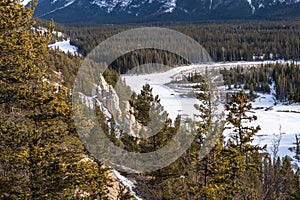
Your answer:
[29,0,300,24]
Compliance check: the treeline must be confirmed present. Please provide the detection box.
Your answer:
[48,51,300,104]
[220,63,300,102]
[44,21,300,62]
[221,65,271,94]
[109,49,189,74]
[273,63,300,102]
[173,22,300,62]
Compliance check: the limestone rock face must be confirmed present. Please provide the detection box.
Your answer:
[121,101,143,138]
[97,74,122,122]
[96,74,143,138]
[107,170,136,200]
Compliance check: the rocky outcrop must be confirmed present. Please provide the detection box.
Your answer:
[107,170,137,200]
[96,74,143,138]
[97,74,122,122]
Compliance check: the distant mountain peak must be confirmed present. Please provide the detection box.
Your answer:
[33,0,300,24]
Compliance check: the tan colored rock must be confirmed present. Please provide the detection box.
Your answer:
[107,170,137,200]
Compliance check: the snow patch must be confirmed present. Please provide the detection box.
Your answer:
[20,0,32,6]
[270,0,300,5]
[163,0,177,13]
[91,0,133,13]
[247,0,256,14]
[122,65,204,120]
[121,0,134,8]
[48,39,80,56]
[250,92,300,165]
[38,0,75,17]
[91,0,177,13]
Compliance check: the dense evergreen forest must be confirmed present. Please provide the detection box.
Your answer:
[1,1,300,199]
[46,21,300,62]
[220,62,300,102]
[0,1,137,199]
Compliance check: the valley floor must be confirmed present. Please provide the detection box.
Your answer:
[122,61,300,169]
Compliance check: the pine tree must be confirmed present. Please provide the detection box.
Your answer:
[280,156,299,199]
[223,91,264,199]
[187,69,222,199]
[123,83,171,152]
[130,84,158,126]
[0,1,110,198]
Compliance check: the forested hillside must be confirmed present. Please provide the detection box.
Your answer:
[48,21,300,62]
[1,1,300,199]
[0,1,115,199]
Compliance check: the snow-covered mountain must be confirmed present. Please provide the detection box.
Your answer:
[31,0,300,23]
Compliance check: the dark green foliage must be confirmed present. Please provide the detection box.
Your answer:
[42,21,300,62]
[121,84,175,153]
[186,72,205,83]
[129,84,158,126]
[225,91,262,152]
[0,1,111,198]
[221,63,300,102]
[261,156,300,199]
[109,49,189,75]
[10,13,299,200]
[220,65,272,94]
[125,79,300,200]
[272,62,300,102]
[45,49,82,88]
[223,91,264,198]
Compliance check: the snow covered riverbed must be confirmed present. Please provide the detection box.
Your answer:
[122,65,204,120]
[122,63,300,167]
[249,92,300,162]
